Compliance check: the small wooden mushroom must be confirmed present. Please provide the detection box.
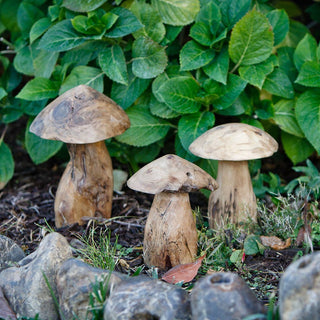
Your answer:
[127,154,218,270]
[30,85,130,227]
[189,123,278,228]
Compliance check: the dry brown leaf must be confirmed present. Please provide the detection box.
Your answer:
[260,236,291,250]
[161,254,206,284]
[0,287,16,320]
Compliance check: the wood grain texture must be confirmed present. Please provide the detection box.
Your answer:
[54,141,113,227]
[189,123,278,161]
[208,160,257,228]
[30,85,130,144]
[143,192,198,270]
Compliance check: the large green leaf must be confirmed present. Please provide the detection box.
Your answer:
[295,89,320,153]
[111,66,151,109]
[262,68,294,99]
[13,46,34,76]
[99,45,128,85]
[156,76,201,113]
[293,34,317,71]
[149,94,179,119]
[17,2,44,35]
[16,78,59,101]
[25,119,63,164]
[0,142,14,189]
[180,40,215,71]
[0,88,7,100]
[30,17,51,43]
[281,20,309,48]
[115,107,171,146]
[178,111,215,151]
[151,0,200,26]
[132,36,167,79]
[130,0,165,43]
[295,61,320,88]
[219,0,251,29]
[203,45,229,85]
[229,9,273,67]
[277,46,297,83]
[62,0,108,12]
[266,9,289,46]
[38,20,88,52]
[281,131,314,165]
[195,1,221,35]
[238,55,277,89]
[34,50,59,79]
[105,7,143,38]
[60,66,104,94]
[273,99,304,137]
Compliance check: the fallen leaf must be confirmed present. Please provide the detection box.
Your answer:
[161,254,206,284]
[260,235,291,250]
[296,225,311,247]
[0,287,16,320]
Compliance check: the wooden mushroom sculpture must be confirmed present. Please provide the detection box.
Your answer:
[189,123,278,228]
[30,85,130,227]
[127,154,218,270]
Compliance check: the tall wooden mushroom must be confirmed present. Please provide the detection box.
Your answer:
[127,154,218,270]
[30,85,130,227]
[189,123,278,228]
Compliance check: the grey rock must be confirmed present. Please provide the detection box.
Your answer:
[0,235,25,271]
[0,232,73,320]
[57,258,126,320]
[279,252,320,320]
[104,276,191,320]
[191,272,265,320]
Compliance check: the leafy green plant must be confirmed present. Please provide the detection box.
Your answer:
[0,0,320,189]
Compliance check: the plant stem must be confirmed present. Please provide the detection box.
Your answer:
[0,125,8,144]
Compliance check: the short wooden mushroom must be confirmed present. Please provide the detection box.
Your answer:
[189,123,278,228]
[30,85,130,227]
[127,154,218,270]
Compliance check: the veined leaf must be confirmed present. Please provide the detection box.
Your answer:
[229,9,273,67]
[293,34,317,71]
[266,9,289,46]
[0,142,14,190]
[219,0,251,29]
[16,78,59,101]
[195,1,221,35]
[62,0,108,12]
[99,45,128,85]
[295,89,320,154]
[149,95,180,119]
[115,107,171,147]
[151,0,200,26]
[17,2,44,35]
[30,17,51,43]
[180,40,215,71]
[277,46,297,83]
[156,76,201,113]
[132,36,167,79]
[295,61,320,88]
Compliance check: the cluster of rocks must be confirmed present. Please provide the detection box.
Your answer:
[0,232,319,320]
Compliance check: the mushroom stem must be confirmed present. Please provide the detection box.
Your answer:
[208,160,256,228]
[143,192,198,270]
[54,141,113,227]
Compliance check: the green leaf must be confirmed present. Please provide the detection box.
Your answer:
[195,1,221,35]
[295,89,320,154]
[0,0,20,35]
[175,135,199,162]
[277,46,297,83]
[105,7,143,38]
[180,40,215,71]
[293,34,317,71]
[156,76,201,113]
[17,2,44,35]
[281,20,309,48]
[295,61,320,88]
[25,119,63,165]
[229,9,274,67]
[203,45,229,85]
[21,99,47,116]
[281,131,314,165]
[60,66,104,94]
[130,0,165,43]
[111,66,151,109]
[178,112,215,151]
[132,36,168,79]
[273,99,304,137]
[238,55,277,89]
[190,22,213,47]
[244,235,263,255]
[30,17,51,43]
[115,107,171,146]
[216,92,251,116]
[0,87,7,100]
[161,25,182,45]
[151,0,200,26]
[230,249,244,264]
[71,15,104,35]
[266,9,289,46]
[213,74,247,110]
[62,0,108,12]
[34,51,59,79]
[219,0,251,29]
[16,78,59,101]
[0,142,14,189]
[13,46,34,76]
[255,100,274,120]
[98,45,128,85]
[149,94,179,119]
[262,68,294,99]
[38,20,88,52]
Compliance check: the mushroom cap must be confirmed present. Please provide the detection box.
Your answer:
[127,154,218,194]
[189,123,278,161]
[30,85,130,144]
